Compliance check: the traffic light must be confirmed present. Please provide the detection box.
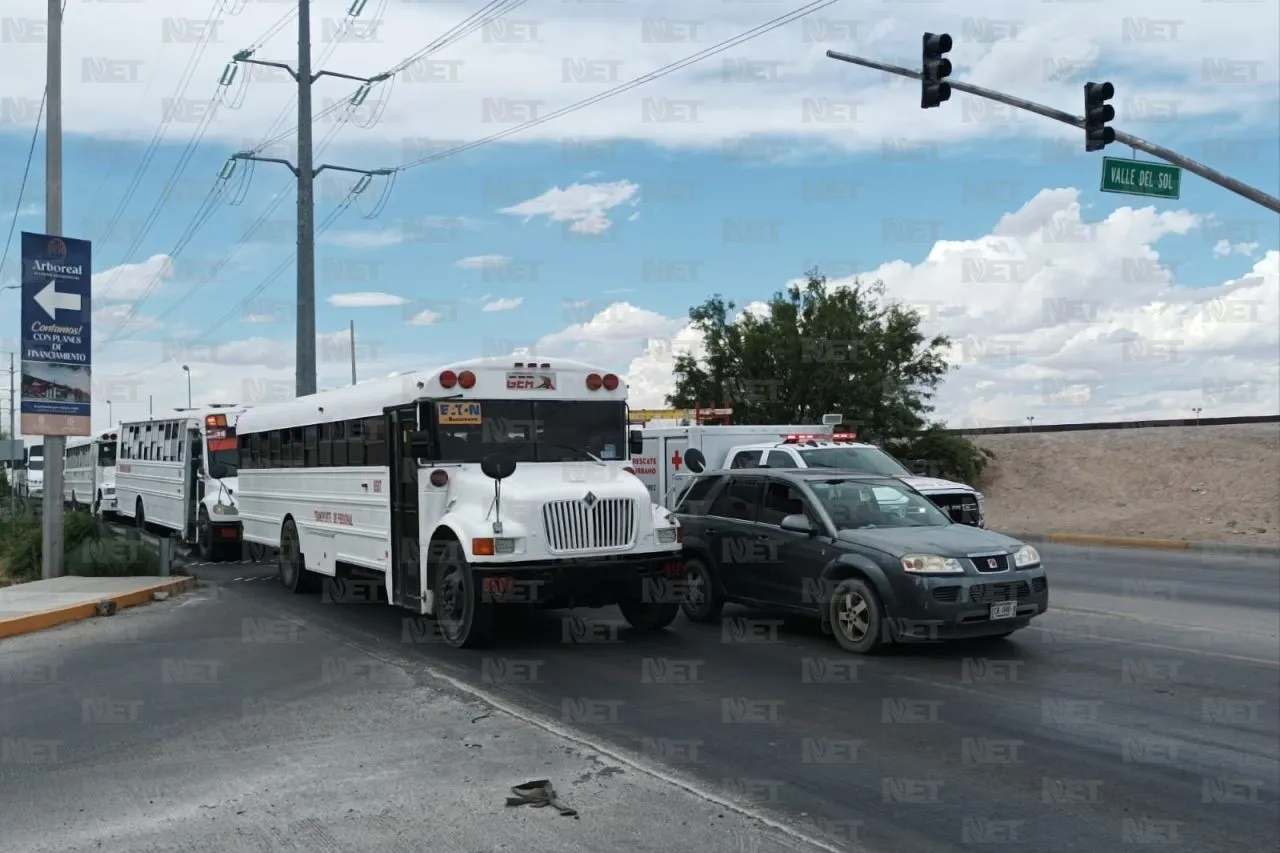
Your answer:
[921,32,953,109]
[1084,81,1116,151]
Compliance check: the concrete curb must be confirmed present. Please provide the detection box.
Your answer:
[1004,530,1280,558]
[0,576,197,640]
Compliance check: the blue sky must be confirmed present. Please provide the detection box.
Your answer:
[1,0,1277,432]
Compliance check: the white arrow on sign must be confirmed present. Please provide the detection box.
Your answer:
[34,279,82,319]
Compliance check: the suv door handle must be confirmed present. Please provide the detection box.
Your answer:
[703,527,717,535]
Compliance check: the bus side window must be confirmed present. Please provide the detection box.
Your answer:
[347,420,364,466]
[364,417,386,466]
[267,431,282,467]
[332,421,348,466]
[290,427,304,467]
[239,437,252,470]
[319,424,333,466]
[304,426,319,466]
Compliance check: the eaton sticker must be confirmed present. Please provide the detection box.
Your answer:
[437,401,482,425]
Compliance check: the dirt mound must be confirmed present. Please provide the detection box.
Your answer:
[972,423,1280,546]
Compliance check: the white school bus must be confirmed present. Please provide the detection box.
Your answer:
[233,356,685,648]
[63,426,120,515]
[114,405,248,560]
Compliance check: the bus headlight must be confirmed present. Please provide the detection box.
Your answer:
[212,503,238,516]
[657,527,678,545]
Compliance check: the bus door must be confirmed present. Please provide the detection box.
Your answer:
[386,404,422,609]
[188,429,203,540]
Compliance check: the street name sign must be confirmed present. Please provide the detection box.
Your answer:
[1100,157,1181,200]
[20,231,92,437]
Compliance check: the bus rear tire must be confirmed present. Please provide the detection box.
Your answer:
[433,541,493,649]
[197,508,224,563]
[135,499,146,532]
[279,518,317,593]
[619,597,680,632]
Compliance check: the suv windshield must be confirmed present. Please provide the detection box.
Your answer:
[809,478,952,529]
[434,399,626,464]
[799,445,912,476]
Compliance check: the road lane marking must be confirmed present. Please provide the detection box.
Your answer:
[1028,625,1279,667]
[1048,604,1280,639]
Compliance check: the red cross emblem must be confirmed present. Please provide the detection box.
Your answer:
[671,451,683,470]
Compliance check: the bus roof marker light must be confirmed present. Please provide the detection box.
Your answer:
[586,373,603,390]
[458,370,476,389]
[440,369,458,389]
[602,373,619,391]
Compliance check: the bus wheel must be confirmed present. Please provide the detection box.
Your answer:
[135,500,146,532]
[618,596,679,631]
[197,508,220,563]
[278,519,316,593]
[434,541,493,649]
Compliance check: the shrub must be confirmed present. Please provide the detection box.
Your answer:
[0,510,159,581]
[884,428,996,487]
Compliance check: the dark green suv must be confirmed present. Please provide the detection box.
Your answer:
[673,469,1049,653]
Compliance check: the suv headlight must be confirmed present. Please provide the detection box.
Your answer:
[900,554,965,574]
[1012,545,1040,568]
[212,503,238,516]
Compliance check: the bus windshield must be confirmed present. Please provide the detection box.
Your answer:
[207,427,239,477]
[434,399,627,464]
[28,457,44,471]
[97,441,117,468]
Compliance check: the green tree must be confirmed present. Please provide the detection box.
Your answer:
[667,270,993,483]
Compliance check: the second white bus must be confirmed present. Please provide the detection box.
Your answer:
[64,427,120,516]
[233,356,685,648]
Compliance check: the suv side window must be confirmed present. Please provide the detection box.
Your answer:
[763,450,796,468]
[758,480,814,526]
[675,474,724,515]
[729,450,762,469]
[707,478,760,521]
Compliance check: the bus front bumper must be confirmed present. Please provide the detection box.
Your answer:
[469,552,685,607]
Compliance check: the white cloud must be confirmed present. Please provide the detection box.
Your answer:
[482,297,523,312]
[455,255,510,269]
[2,2,1272,154]
[406,310,440,325]
[523,188,1277,422]
[1213,239,1259,258]
[321,229,406,249]
[95,254,173,302]
[499,181,639,234]
[327,292,407,308]
[242,314,276,324]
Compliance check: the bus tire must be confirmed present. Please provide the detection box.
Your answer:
[279,518,317,593]
[618,596,680,632]
[197,507,222,563]
[135,499,146,532]
[434,540,493,649]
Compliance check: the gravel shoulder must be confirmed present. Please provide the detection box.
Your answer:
[973,423,1280,546]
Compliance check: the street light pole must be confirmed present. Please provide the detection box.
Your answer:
[42,0,65,578]
[182,365,192,408]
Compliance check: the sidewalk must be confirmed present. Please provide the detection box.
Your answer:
[0,575,196,639]
[1005,529,1280,558]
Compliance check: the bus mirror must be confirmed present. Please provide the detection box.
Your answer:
[481,452,517,481]
[409,430,432,458]
[683,447,706,474]
[628,430,643,455]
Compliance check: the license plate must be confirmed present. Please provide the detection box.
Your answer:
[989,601,1018,620]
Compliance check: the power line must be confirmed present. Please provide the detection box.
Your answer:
[0,91,46,286]
[390,0,837,172]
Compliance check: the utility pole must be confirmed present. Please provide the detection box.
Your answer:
[826,49,1280,214]
[229,1,392,398]
[349,320,357,385]
[42,0,65,577]
[6,352,15,516]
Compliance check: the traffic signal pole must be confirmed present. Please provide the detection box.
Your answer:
[826,49,1280,215]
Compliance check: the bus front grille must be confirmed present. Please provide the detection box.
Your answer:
[542,498,637,552]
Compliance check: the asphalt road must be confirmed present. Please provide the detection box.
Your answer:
[3,543,1277,851]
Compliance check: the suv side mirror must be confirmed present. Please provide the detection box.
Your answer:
[780,514,814,535]
[409,430,432,458]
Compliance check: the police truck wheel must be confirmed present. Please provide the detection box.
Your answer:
[434,542,493,648]
[619,596,680,631]
[278,519,315,593]
[680,558,724,623]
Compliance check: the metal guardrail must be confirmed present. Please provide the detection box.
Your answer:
[947,414,1280,436]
